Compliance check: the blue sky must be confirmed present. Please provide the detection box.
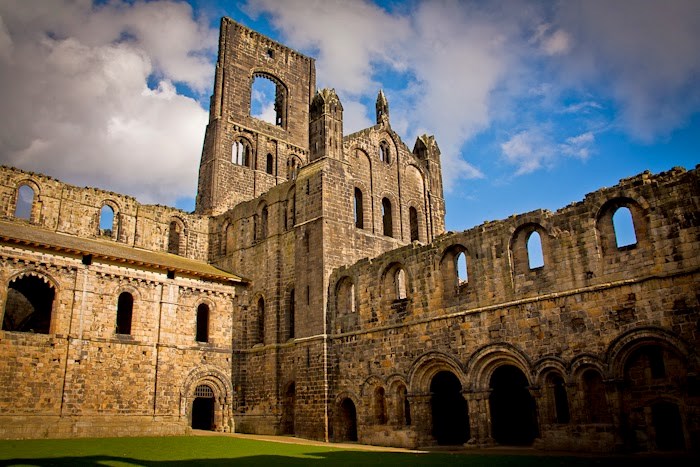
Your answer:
[0,0,698,232]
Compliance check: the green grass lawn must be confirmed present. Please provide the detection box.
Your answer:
[0,436,695,466]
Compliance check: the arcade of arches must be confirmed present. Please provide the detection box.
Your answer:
[330,337,692,451]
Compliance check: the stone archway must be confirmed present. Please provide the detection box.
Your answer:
[191,384,215,430]
[182,367,233,433]
[489,365,538,445]
[430,371,469,445]
[337,397,358,442]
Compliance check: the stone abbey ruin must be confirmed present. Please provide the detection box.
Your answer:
[1,18,698,453]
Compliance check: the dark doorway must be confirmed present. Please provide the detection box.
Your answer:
[489,365,538,445]
[652,402,685,451]
[338,398,358,442]
[282,382,295,435]
[431,371,469,445]
[2,275,55,333]
[192,385,215,430]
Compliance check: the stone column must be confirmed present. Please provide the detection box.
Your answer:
[464,390,494,447]
[604,379,625,450]
[528,385,543,438]
[407,393,433,446]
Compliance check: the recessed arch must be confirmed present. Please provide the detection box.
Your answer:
[98,200,121,240]
[596,197,648,254]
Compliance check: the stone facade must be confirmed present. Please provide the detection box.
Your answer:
[1,17,698,453]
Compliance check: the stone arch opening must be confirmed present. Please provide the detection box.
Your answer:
[489,365,538,445]
[251,73,287,128]
[651,401,685,451]
[2,274,55,334]
[430,371,469,445]
[191,384,215,430]
[282,382,296,435]
[596,197,648,254]
[14,183,35,220]
[337,397,358,442]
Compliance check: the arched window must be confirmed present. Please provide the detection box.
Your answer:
[354,188,364,229]
[196,303,209,343]
[526,231,544,269]
[612,206,637,248]
[251,74,287,127]
[455,251,468,284]
[14,184,35,220]
[168,220,182,255]
[116,292,133,335]
[232,138,252,166]
[409,206,419,242]
[2,275,55,334]
[256,297,265,345]
[382,198,393,237]
[99,204,116,239]
[379,140,391,164]
[395,268,407,300]
[266,153,274,175]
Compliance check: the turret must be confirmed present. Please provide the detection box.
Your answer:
[376,89,389,125]
[309,88,344,161]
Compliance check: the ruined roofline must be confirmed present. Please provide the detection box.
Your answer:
[441,165,697,236]
[0,165,200,218]
[222,16,315,63]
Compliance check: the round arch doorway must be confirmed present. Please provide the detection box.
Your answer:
[431,371,470,445]
[489,365,538,445]
[191,384,215,430]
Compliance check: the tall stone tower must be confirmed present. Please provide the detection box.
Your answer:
[195,18,316,215]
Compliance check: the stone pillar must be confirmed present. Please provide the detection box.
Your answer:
[528,385,543,438]
[464,390,494,447]
[407,393,433,446]
[604,379,625,451]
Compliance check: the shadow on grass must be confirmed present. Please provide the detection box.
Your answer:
[2,450,699,467]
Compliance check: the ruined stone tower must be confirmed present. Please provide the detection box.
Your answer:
[196,17,316,215]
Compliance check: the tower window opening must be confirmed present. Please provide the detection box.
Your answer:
[251,75,287,127]
[232,139,251,167]
[382,198,393,237]
[266,153,274,175]
[354,188,364,229]
[409,206,419,241]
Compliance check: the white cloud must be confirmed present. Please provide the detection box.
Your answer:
[501,130,553,175]
[551,0,700,141]
[0,1,215,205]
[501,129,595,175]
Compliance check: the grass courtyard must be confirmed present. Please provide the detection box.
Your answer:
[0,435,696,466]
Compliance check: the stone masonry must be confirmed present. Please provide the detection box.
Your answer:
[0,17,698,453]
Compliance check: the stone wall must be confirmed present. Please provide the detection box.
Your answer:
[327,166,700,451]
[0,239,239,439]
